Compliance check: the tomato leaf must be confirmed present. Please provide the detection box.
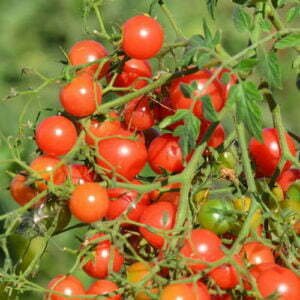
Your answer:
[234,58,258,73]
[172,111,201,157]
[259,51,282,89]
[275,33,300,49]
[228,81,263,140]
[206,0,219,19]
[286,6,300,23]
[202,95,219,122]
[159,109,189,129]
[233,7,252,32]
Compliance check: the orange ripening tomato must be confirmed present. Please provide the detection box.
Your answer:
[60,73,102,117]
[68,39,110,78]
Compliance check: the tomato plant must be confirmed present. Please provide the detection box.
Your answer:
[2,1,300,299]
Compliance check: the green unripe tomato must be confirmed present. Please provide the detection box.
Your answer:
[286,181,300,201]
[217,151,236,170]
[197,199,235,234]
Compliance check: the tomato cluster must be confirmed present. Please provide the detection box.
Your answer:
[6,11,300,300]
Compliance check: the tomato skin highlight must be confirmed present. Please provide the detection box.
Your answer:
[169,70,225,119]
[241,242,275,265]
[86,280,121,300]
[10,174,38,206]
[69,183,109,223]
[68,39,109,78]
[30,155,67,191]
[114,58,152,89]
[47,275,85,300]
[180,229,224,271]
[82,233,124,279]
[97,136,148,180]
[35,116,77,156]
[148,134,183,174]
[139,201,176,249]
[122,15,164,59]
[60,73,102,117]
[249,128,296,178]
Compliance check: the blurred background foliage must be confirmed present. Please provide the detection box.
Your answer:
[0,0,299,299]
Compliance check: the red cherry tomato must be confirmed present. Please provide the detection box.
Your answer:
[68,164,95,185]
[148,134,184,174]
[10,174,38,206]
[198,120,225,148]
[157,191,180,207]
[123,97,155,131]
[255,264,300,300]
[249,128,296,178]
[85,112,122,146]
[160,282,211,300]
[209,256,241,289]
[277,168,300,192]
[211,295,232,300]
[114,59,152,89]
[180,229,224,271]
[47,275,85,300]
[35,116,77,156]
[122,15,164,59]
[68,39,109,78]
[106,182,150,222]
[169,70,225,119]
[139,201,176,249]
[60,73,102,117]
[86,279,121,300]
[69,182,109,223]
[96,136,148,180]
[30,155,67,191]
[82,233,124,279]
[241,242,275,265]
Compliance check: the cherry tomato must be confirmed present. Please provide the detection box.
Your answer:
[68,164,95,185]
[160,282,211,300]
[149,182,181,201]
[211,295,232,300]
[198,199,235,235]
[277,169,300,193]
[122,15,164,59]
[82,233,124,279]
[157,191,180,207]
[209,255,241,289]
[148,134,183,174]
[68,39,109,78]
[241,242,274,265]
[30,155,67,191]
[249,128,296,178]
[35,116,77,156]
[123,97,154,131]
[69,182,109,223]
[255,264,300,300]
[169,70,225,119]
[180,229,224,271]
[86,280,121,300]
[60,73,102,117]
[106,181,150,222]
[114,59,152,89]
[127,262,154,300]
[10,173,38,206]
[198,121,225,148]
[96,136,148,180]
[85,112,122,146]
[153,97,175,122]
[139,201,176,249]
[47,275,85,300]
